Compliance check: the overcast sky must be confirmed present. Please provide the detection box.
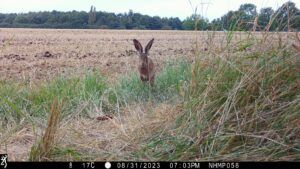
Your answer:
[0,0,299,21]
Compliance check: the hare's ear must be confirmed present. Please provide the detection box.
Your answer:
[133,39,143,53]
[145,38,154,54]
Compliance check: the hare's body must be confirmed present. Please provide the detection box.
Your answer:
[139,58,155,85]
[133,38,155,86]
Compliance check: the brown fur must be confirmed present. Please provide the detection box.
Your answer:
[133,38,155,86]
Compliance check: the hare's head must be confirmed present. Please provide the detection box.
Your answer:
[133,38,154,63]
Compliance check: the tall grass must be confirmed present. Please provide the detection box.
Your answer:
[0,72,107,121]
[133,33,300,160]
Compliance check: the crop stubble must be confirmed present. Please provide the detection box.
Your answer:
[0,28,291,82]
[0,29,199,82]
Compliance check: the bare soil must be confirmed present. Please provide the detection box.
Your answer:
[0,29,206,82]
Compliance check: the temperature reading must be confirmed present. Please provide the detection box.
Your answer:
[82,162,95,169]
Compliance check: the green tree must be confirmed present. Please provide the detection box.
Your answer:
[148,16,163,30]
[88,5,96,25]
[210,18,222,30]
[258,7,275,30]
[219,11,241,31]
[274,1,300,31]
[125,9,134,29]
[168,17,182,30]
[239,3,257,16]
[238,3,257,30]
[182,14,208,30]
[14,15,29,24]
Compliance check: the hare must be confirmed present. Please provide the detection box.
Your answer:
[133,38,155,86]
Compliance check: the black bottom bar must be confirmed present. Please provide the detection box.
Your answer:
[2,162,299,169]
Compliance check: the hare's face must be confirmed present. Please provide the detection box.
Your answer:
[140,53,148,67]
[139,52,148,58]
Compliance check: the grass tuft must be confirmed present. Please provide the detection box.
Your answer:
[29,98,62,161]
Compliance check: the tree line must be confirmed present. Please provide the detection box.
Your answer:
[0,1,299,31]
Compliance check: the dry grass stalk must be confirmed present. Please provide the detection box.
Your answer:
[252,16,258,32]
[292,32,300,52]
[29,98,62,161]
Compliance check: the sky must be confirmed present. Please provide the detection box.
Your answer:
[0,0,299,21]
